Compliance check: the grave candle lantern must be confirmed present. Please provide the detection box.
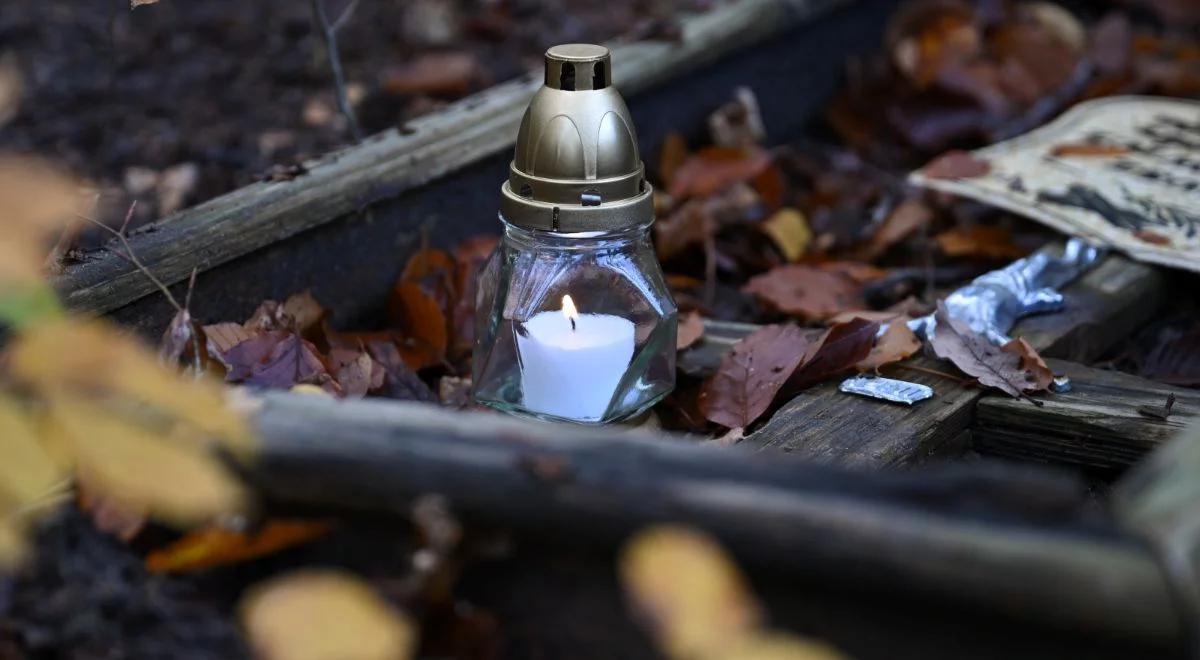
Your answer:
[472,44,677,424]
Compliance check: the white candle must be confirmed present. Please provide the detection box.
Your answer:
[516,295,635,421]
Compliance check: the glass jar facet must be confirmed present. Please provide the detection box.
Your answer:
[473,217,676,424]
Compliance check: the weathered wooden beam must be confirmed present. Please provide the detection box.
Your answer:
[247,391,1179,645]
[55,0,851,318]
[746,253,1165,467]
[975,359,1197,472]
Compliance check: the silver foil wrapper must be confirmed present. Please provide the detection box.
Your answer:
[909,238,1103,345]
[839,375,934,405]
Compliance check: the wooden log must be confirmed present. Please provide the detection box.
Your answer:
[974,359,1198,472]
[745,252,1166,467]
[55,0,855,318]
[247,391,1180,645]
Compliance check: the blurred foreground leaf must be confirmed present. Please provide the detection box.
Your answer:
[241,570,416,660]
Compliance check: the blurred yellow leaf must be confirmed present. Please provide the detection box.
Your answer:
[761,208,812,262]
[10,320,255,458]
[47,397,246,526]
[0,397,64,505]
[713,632,848,660]
[0,157,82,298]
[621,525,761,659]
[240,570,416,660]
[0,521,23,568]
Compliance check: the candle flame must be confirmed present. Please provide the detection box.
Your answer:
[561,295,578,331]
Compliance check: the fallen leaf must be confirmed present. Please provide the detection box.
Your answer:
[935,225,1028,260]
[857,320,921,371]
[367,340,437,402]
[47,397,247,527]
[786,318,879,393]
[621,526,761,660]
[699,325,814,429]
[1002,337,1054,391]
[437,375,473,409]
[390,249,457,369]
[0,53,21,127]
[204,322,255,357]
[676,311,705,351]
[760,208,812,262]
[383,52,480,97]
[330,349,385,398]
[245,333,336,393]
[888,2,981,88]
[451,236,498,360]
[858,199,933,260]
[159,308,200,368]
[668,146,772,201]
[920,150,992,179]
[659,132,689,187]
[708,87,766,150]
[1090,12,1133,75]
[146,520,334,573]
[0,158,84,296]
[1050,143,1131,157]
[742,265,865,323]
[930,304,1045,397]
[240,570,416,660]
[10,320,255,458]
[1134,229,1172,246]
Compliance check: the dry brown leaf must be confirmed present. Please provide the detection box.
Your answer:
[668,146,772,201]
[1134,229,1172,246]
[920,150,992,179]
[383,52,480,97]
[742,265,866,323]
[935,225,1028,260]
[785,318,879,393]
[1002,337,1054,391]
[761,208,812,262]
[146,520,333,573]
[240,570,416,660]
[1050,143,1131,157]
[930,304,1047,397]
[676,311,706,351]
[330,349,384,398]
[659,132,689,187]
[204,322,255,357]
[857,319,921,371]
[859,199,932,260]
[621,526,761,660]
[699,325,813,429]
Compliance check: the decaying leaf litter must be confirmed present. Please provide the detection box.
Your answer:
[3,0,1200,658]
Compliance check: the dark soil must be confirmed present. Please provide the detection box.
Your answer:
[0,0,707,227]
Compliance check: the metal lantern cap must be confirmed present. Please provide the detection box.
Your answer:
[500,44,653,233]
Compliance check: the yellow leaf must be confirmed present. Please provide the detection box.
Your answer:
[761,208,812,262]
[0,157,83,294]
[10,320,255,458]
[0,397,64,506]
[708,632,848,660]
[240,570,416,660]
[47,397,246,526]
[621,525,761,659]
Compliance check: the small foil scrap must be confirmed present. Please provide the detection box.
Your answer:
[839,375,934,405]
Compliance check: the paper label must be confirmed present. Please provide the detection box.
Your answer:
[911,96,1200,273]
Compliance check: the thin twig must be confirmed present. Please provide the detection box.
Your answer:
[311,0,363,142]
[883,362,975,386]
[78,202,182,312]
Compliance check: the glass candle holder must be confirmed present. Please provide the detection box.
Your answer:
[472,44,677,424]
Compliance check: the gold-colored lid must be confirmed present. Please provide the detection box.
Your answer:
[500,44,653,232]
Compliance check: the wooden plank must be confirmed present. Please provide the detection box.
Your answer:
[247,390,1179,645]
[745,253,1166,468]
[55,0,851,318]
[974,359,1198,472]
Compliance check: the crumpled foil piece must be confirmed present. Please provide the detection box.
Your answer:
[839,375,934,405]
[908,239,1104,345]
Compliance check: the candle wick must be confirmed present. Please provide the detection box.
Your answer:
[570,317,577,332]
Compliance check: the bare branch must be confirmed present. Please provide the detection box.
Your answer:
[311,0,363,142]
[77,203,183,312]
